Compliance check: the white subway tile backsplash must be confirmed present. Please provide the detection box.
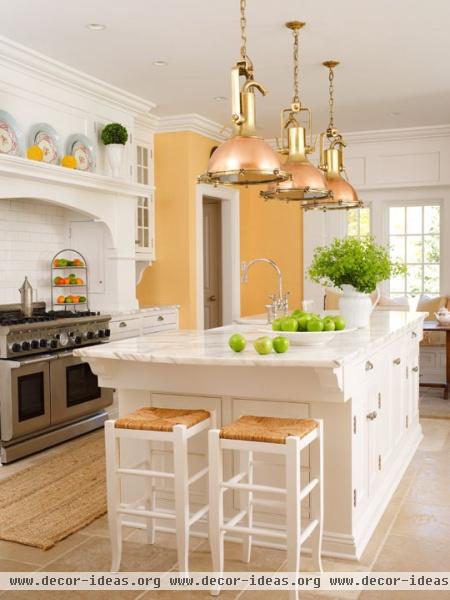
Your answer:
[0,199,70,306]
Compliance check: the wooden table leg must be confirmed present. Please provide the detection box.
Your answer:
[445,330,450,400]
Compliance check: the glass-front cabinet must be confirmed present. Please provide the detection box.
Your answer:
[135,139,155,261]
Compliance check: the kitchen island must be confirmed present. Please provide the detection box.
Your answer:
[75,311,426,560]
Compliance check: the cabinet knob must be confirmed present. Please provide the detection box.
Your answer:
[366,411,378,420]
[119,321,127,328]
[209,295,217,302]
[365,361,374,371]
[393,357,401,365]
[411,331,417,338]
[412,366,419,372]
[157,315,164,321]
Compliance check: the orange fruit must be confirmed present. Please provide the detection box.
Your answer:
[56,295,65,304]
[27,145,43,161]
[61,155,77,169]
[76,278,84,285]
[73,296,80,303]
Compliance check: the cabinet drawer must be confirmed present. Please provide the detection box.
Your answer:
[109,317,141,338]
[143,311,177,330]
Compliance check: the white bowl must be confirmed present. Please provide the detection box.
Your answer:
[257,326,355,346]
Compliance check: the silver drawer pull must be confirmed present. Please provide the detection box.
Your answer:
[119,321,127,328]
[157,315,164,321]
[411,331,417,338]
[365,361,374,371]
[412,366,419,372]
[393,357,401,365]
[366,411,378,420]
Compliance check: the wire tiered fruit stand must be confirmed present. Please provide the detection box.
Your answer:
[51,249,89,311]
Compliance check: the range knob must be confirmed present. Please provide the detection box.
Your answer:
[105,328,111,338]
[39,339,48,348]
[30,339,40,350]
[11,342,21,353]
[21,341,30,352]
[49,339,58,349]
[86,331,94,340]
[74,336,82,345]
[98,329,105,338]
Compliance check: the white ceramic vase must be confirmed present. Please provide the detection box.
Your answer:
[339,284,380,329]
[105,143,124,177]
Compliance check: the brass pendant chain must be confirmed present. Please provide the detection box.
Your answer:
[240,0,247,59]
[292,27,300,107]
[328,66,335,130]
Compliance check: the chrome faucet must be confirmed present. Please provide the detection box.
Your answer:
[240,258,289,322]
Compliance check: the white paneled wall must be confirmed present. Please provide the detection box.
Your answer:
[0,199,70,305]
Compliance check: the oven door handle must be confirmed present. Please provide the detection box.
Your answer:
[16,353,59,366]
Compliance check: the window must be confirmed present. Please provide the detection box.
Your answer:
[347,207,371,238]
[388,204,440,298]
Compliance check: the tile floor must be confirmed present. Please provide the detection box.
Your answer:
[0,408,449,599]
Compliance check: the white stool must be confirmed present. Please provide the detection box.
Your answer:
[208,415,323,599]
[105,406,216,572]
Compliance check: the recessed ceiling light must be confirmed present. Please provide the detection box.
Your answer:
[214,96,227,102]
[387,111,400,117]
[86,23,106,31]
[152,60,168,67]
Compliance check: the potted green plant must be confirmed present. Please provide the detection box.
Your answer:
[101,123,128,177]
[307,236,406,328]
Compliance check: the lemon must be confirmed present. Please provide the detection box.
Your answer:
[61,155,77,169]
[27,145,43,161]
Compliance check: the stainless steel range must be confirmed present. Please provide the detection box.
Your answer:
[0,302,113,463]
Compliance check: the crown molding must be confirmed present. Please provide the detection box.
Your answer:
[0,35,155,116]
[155,113,230,141]
[343,125,450,144]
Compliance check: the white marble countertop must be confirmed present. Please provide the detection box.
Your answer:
[75,311,426,369]
[107,305,180,318]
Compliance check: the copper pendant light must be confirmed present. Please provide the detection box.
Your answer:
[314,61,363,211]
[260,22,330,204]
[198,0,289,187]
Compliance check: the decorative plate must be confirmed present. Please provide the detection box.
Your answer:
[29,123,61,164]
[0,110,24,156]
[66,133,96,172]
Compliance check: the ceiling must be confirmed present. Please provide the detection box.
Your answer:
[1,0,449,137]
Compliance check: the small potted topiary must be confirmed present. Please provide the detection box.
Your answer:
[308,236,407,328]
[101,123,128,177]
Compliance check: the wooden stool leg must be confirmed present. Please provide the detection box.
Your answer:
[145,441,156,545]
[310,422,324,572]
[239,450,253,563]
[208,429,224,596]
[173,425,190,573]
[105,421,122,572]
[286,436,301,600]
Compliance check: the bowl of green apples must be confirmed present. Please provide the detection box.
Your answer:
[259,309,349,346]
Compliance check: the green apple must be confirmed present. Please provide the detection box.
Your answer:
[333,316,346,330]
[290,309,305,318]
[271,318,283,331]
[323,318,336,331]
[272,336,290,353]
[297,314,313,331]
[280,317,298,332]
[228,333,247,352]
[307,318,324,332]
[253,336,273,355]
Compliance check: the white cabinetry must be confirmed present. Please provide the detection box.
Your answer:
[134,132,155,262]
[109,307,179,341]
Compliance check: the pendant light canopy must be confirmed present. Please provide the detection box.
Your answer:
[198,1,289,187]
[260,22,330,204]
[315,61,363,211]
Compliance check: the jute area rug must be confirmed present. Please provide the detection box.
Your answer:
[0,432,107,550]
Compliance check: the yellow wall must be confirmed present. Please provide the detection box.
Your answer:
[136,131,215,329]
[137,131,304,327]
[239,186,303,316]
